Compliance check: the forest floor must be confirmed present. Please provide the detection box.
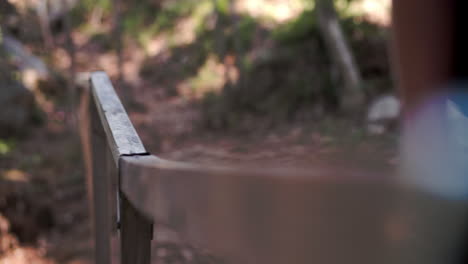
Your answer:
[0,29,398,264]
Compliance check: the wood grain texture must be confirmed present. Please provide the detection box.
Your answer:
[78,85,94,229]
[120,155,468,264]
[120,194,153,264]
[90,98,113,264]
[90,71,147,165]
[120,155,399,264]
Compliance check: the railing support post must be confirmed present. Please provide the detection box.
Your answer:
[90,98,113,264]
[120,193,153,264]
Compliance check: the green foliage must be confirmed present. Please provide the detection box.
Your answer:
[213,0,230,15]
[0,138,15,155]
[341,16,386,40]
[73,0,208,47]
[188,63,222,92]
[150,0,195,30]
[122,3,159,43]
[89,32,113,50]
[273,10,318,44]
[71,0,112,27]
[236,16,256,50]
[124,0,204,46]
[93,0,112,11]
[121,0,391,130]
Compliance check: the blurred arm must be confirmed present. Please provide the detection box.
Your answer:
[392,0,455,115]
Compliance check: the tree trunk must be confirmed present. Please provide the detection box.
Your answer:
[316,0,364,112]
[113,0,123,84]
[112,0,134,104]
[2,34,50,88]
[62,0,77,126]
[36,0,54,49]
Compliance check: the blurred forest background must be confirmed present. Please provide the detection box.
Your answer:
[0,0,396,263]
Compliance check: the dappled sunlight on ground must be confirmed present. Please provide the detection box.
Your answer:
[348,0,391,25]
[0,247,55,264]
[234,0,391,26]
[157,122,397,172]
[1,169,30,182]
[146,35,168,56]
[235,0,309,24]
[172,17,198,45]
[179,55,236,98]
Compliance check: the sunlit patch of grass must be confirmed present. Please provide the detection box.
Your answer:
[236,16,257,50]
[125,0,213,48]
[272,9,318,44]
[186,55,227,98]
[72,0,112,29]
[0,142,10,155]
[234,0,312,24]
[0,138,15,156]
[346,0,391,26]
[213,0,230,15]
[189,0,216,34]
[1,169,30,182]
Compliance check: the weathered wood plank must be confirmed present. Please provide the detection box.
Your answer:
[120,194,153,264]
[90,71,147,165]
[89,71,150,264]
[90,97,113,264]
[120,155,468,264]
[120,155,398,264]
[78,84,94,230]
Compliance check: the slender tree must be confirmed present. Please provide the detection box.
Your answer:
[316,0,364,112]
[36,0,54,49]
[62,0,77,127]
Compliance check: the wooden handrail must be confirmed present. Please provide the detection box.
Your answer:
[89,72,147,163]
[86,71,151,264]
[120,155,396,264]
[83,71,468,264]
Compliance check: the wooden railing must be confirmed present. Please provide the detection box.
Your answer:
[81,71,467,264]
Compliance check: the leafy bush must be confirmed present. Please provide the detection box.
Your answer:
[273,9,319,44]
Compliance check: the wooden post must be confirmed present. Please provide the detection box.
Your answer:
[90,98,113,264]
[87,71,149,264]
[120,193,153,264]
